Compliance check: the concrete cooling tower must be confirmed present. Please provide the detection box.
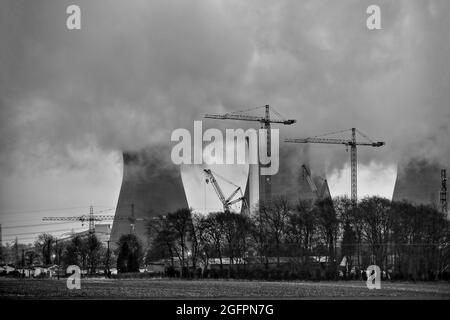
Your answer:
[392,159,445,208]
[110,148,188,246]
[245,144,330,208]
[271,143,330,203]
[110,143,330,246]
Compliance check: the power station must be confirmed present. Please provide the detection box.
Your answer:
[110,106,375,247]
[110,148,188,245]
[393,158,449,218]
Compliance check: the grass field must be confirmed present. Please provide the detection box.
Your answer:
[1,278,450,299]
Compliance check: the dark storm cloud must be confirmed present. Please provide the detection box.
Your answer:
[1,0,449,176]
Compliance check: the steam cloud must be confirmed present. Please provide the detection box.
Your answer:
[1,0,449,178]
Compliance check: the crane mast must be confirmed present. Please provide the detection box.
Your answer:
[441,169,448,216]
[351,128,357,204]
[264,106,271,202]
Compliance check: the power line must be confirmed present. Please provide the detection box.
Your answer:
[0,205,115,216]
[0,207,116,225]
[2,221,78,229]
[3,236,42,241]
[3,227,87,237]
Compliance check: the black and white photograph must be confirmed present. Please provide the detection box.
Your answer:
[1,0,449,313]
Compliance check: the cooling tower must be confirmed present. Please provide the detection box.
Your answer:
[110,148,188,247]
[263,144,328,204]
[243,162,259,213]
[392,159,444,207]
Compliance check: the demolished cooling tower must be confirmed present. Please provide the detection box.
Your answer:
[110,147,188,246]
[392,159,444,207]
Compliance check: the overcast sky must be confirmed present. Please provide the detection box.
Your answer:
[1,0,449,243]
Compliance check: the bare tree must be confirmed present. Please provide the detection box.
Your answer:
[34,233,55,265]
[204,212,226,273]
[313,198,339,265]
[191,213,210,275]
[359,196,392,270]
[146,216,177,268]
[166,208,193,277]
[334,197,356,274]
[261,197,291,267]
[86,234,103,274]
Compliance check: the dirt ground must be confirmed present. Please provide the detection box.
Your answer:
[1,278,450,299]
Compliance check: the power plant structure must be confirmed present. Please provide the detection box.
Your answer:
[203,168,248,213]
[205,105,296,205]
[0,224,3,263]
[109,107,391,247]
[393,158,449,218]
[300,164,332,201]
[264,142,331,205]
[285,128,385,204]
[109,145,328,247]
[108,106,331,247]
[110,149,188,246]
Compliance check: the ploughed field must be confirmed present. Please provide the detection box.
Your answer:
[1,278,450,299]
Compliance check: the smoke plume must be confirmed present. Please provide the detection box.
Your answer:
[1,0,449,180]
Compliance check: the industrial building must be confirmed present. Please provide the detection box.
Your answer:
[110,145,329,247]
[110,148,188,246]
[269,144,331,204]
[392,158,448,216]
[109,106,339,247]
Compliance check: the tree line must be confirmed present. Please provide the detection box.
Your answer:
[1,233,107,275]
[1,196,448,281]
[146,196,450,281]
[0,231,146,277]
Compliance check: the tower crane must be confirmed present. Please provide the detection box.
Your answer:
[441,169,448,216]
[286,128,385,204]
[43,204,151,235]
[203,169,248,213]
[205,105,296,202]
[43,206,114,234]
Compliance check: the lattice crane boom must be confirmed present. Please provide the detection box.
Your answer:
[302,164,319,197]
[42,206,114,234]
[42,215,115,222]
[204,169,228,209]
[42,204,152,235]
[203,169,247,213]
[204,113,295,125]
[285,138,384,147]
